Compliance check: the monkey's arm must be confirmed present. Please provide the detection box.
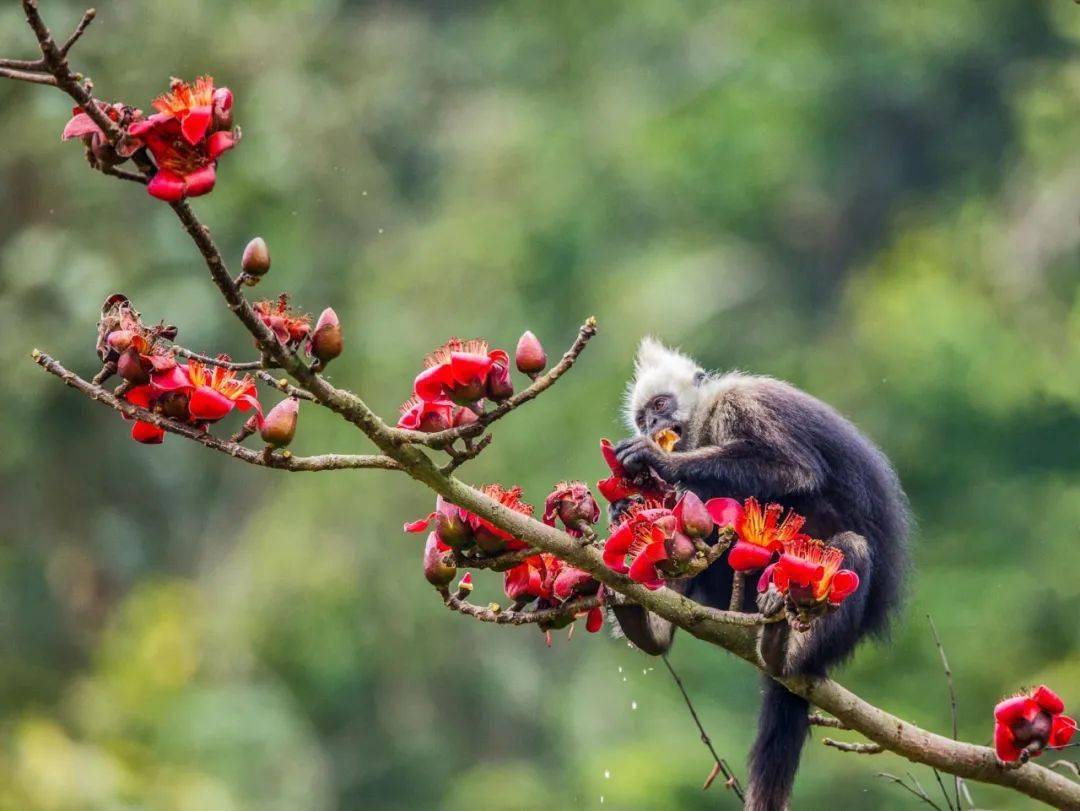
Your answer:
[615,435,823,497]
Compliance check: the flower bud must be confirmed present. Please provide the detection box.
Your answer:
[673,491,714,539]
[485,357,514,401]
[260,397,299,448]
[117,347,150,384]
[435,510,473,549]
[310,308,343,365]
[667,531,697,565]
[456,572,474,595]
[241,237,271,276]
[423,533,457,587]
[212,87,233,132]
[515,330,547,375]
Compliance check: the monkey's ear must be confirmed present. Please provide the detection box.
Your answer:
[693,370,707,386]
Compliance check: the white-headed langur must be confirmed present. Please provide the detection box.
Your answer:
[611,338,909,811]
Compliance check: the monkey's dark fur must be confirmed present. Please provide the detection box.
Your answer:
[611,338,909,811]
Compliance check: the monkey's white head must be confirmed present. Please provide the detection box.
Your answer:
[624,336,706,436]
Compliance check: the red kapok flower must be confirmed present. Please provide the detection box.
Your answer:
[543,481,601,536]
[727,497,809,571]
[470,484,534,553]
[129,115,237,201]
[602,502,677,590]
[396,396,477,433]
[253,295,311,346]
[505,555,548,602]
[994,685,1076,762]
[597,438,673,504]
[150,75,233,146]
[759,538,860,606]
[152,358,261,423]
[414,338,510,406]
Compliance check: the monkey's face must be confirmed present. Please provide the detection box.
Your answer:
[636,392,685,447]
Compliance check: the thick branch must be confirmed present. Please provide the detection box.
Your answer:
[32,351,400,473]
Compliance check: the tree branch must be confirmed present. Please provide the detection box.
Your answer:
[32,351,400,473]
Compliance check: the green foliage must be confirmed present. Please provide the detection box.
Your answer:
[0,1,1077,808]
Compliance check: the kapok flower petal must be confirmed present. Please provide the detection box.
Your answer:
[62,112,100,140]
[602,522,635,573]
[600,439,624,476]
[597,475,634,503]
[1033,685,1066,716]
[994,721,1023,762]
[1050,715,1077,748]
[994,695,1038,725]
[189,385,234,421]
[586,606,604,633]
[728,539,776,571]
[414,365,454,401]
[151,364,191,391]
[147,169,188,202]
[448,351,494,385]
[828,569,860,603]
[777,552,825,587]
[705,497,744,529]
[131,420,165,444]
[207,129,236,160]
[404,516,433,533]
[628,541,667,590]
[125,384,156,410]
[756,563,777,593]
[183,163,218,198]
[180,105,212,144]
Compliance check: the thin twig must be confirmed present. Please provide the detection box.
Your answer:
[99,163,148,184]
[59,8,96,56]
[928,614,962,810]
[877,772,945,811]
[170,346,269,371]
[809,713,849,729]
[0,65,55,85]
[661,653,745,801]
[439,589,600,627]
[32,350,399,472]
[822,738,884,754]
[931,768,957,811]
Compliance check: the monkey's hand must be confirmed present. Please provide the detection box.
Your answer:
[614,436,672,480]
[756,584,787,621]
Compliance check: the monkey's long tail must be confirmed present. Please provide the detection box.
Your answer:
[745,678,810,811]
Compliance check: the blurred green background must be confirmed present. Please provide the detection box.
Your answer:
[1,1,1078,808]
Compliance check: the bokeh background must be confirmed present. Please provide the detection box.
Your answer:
[2,1,1079,808]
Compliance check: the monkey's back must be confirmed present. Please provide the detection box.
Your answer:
[693,374,910,638]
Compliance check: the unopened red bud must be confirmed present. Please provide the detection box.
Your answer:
[117,347,150,384]
[456,572,474,595]
[667,531,696,565]
[423,533,457,587]
[310,307,343,364]
[241,237,271,276]
[212,87,233,132]
[515,330,547,375]
[674,491,714,539]
[260,397,299,448]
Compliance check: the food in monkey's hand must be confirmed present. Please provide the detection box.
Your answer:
[756,538,860,632]
[653,428,680,452]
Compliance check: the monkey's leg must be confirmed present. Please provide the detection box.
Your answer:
[611,579,689,655]
[759,531,873,677]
